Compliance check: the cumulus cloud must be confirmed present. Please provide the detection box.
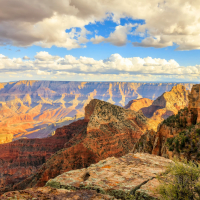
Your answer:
[91,24,135,46]
[0,0,200,50]
[34,51,60,61]
[23,56,30,60]
[0,51,200,82]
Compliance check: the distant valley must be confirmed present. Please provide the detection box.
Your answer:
[0,80,194,143]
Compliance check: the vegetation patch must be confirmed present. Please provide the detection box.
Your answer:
[157,158,200,200]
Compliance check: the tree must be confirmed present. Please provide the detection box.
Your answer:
[157,158,200,200]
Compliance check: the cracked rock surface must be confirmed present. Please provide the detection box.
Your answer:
[0,186,115,200]
[46,153,172,199]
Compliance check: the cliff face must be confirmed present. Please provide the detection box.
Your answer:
[126,85,189,129]
[1,99,150,193]
[0,120,88,192]
[0,81,194,144]
[142,84,189,119]
[1,187,115,200]
[1,153,172,200]
[133,84,200,161]
[188,84,200,123]
[124,98,153,112]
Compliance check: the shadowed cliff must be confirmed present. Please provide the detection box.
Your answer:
[0,99,151,194]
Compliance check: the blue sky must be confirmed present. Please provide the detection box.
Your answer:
[0,0,200,82]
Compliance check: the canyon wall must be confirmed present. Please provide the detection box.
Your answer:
[133,84,200,162]
[0,99,150,194]
[126,84,190,128]
[0,81,194,143]
[0,120,88,193]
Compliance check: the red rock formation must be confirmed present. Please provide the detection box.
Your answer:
[124,98,153,112]
[1,153,173,200]
[0,120,88,193]
[125,85,190,129]
[188,84,200,123]
[1,99,150,193]
[0,81,194,144]
[133,84,200,161]
[1,187,114,200]
[142,84,189,119]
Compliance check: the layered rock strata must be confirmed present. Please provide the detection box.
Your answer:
[45,153,171,199]
[0,120,88,192]
[1,153,172,200]
[124,98,153,112]
[0,81,193,143]
[133,84,200,161]
[0,99,150,194]
[1,187,115,200]
[126,84,190,129]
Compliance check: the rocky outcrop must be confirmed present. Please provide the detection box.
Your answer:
[142,84,189,119]
[0,81,194,143]
[124,98,153,112]
[2,99,150,193]
[1,187,115,200]
[1,153,172,200]
[188,84,200,123]
[0,120,88,193]
[132,123,183,158]
[133,84,200,161]
[45,153,171,199]
[125,85,190,129]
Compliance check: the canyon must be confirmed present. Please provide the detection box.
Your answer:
[0,81,194,144]
[0,99,151,195]
[0,82,199,199]
[133,84,200,163]
[1,153,172,200]
[126,84,189,128]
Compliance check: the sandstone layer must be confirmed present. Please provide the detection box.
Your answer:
[0,81,193,143]
[126,85,190,128]
[124,98,153,112]
[0,120,88,193]
[1,153,172,200]
[45,153,171,199]
[1,187,115,200]
[133,84,200,162]
[0,99,150,194]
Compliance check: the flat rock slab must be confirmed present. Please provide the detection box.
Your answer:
[46,153,172,199]
[0,186,115,200]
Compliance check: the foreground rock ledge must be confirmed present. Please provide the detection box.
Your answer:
[46,153,172,199]
[0,186,115,200]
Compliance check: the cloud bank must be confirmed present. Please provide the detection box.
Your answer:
[0,0,200,50]
[0,51,199,82]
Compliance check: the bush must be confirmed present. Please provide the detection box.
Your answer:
[169,146,174,151]
[167,137,174,146]
[175,139,180,152]
[157,159,200,200]
[196,129,200,136]
[185,136,190,143]
[180,137,185,149]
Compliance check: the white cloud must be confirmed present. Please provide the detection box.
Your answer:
[0,0,200,50]
[0,51,200,82]
[34,51,60,61]
[91,24,135,46]
[23,56,30,60]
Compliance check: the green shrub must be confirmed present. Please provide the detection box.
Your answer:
[185,136,190,143]
[196,129,200,136]
[139,141,143,147]
[157,159,200,200]
[175,139,179,151]
[167,137,174,146]
[169,146,174,151]
[180,138,185,149]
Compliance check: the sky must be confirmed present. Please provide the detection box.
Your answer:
[0,0,200,83]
